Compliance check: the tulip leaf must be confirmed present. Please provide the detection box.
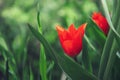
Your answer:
[82,36,93,73]
[29,66,34,80]
[101,0,120,39]
[85,18,106,55]
[82,18,106,75]
[0,35,13,59]
[98,30,115,80]
[98,1,120,78]
[116,51,120,59]
[47,61,54,73]
[0,35,9,53]
[115,18,120,48]
[5,59,9,80]
[40,45,47,80]
[28,24,98,80]
[103,41,119,80]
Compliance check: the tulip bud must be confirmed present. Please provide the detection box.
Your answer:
[92,12,109,35]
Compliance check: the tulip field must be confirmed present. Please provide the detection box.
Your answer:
[0,0,120,80]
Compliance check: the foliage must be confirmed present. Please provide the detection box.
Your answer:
[0,0,120,80]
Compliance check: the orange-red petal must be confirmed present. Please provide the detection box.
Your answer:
[56,23,86,57]
[68,24,77,37]
[92,12,109,35]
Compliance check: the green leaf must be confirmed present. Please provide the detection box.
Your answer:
[0,45,17,79]
[40,45,47,80]
[0,36,17,79]
[103,1,120,78]
[103,40,118,80]
[116,51,120,59]
[47,61,54,73]
[0,57,6,75]
[86,18,106,55]
[29,66,34,80]
[98,29,115,80]
[0,35,9,53]
[8,59,17,80]
[82,18,106,73]
[28,24,57,62]
[37,11,42,33]
[82,36,93,73]
[5,59,9,80]
[99,1,120,79]
[28,24,98,80]
[56,53,97,80]
[101,0,120,39]
[0,35,14,60]
[113,52,120,80]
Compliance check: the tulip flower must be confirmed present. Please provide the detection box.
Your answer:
[56,23,87,57]
[92,12,109,35]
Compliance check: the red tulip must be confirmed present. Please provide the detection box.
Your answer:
[92,12,109,35]
[56,23,87,57]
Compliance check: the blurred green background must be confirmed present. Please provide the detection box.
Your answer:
[0,0,112,80]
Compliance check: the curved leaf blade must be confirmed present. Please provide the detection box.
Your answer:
[28,24,98,80]
[101,0,120,39]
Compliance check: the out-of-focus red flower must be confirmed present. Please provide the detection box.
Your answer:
[56,23,87,57]
[92,12,109,35]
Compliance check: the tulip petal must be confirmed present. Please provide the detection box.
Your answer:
[78,23,87,37]
[56,25,72,41]
[56,25,65,35]
[73,38,82,55]
[62,40,74,57]
[92,12,109,35]
[68,24,77,36]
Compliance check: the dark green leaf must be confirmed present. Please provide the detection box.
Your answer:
[86,18,106,55]
[82,36,93,73]
[103,40,118,80]
[0,36,9,52]
[47,61,54,73]
[116,51,120,59]
[82,19,106,73]
[29,66,34,80]
[28,24,98,80]
[28,24,57,62]
[101,0,120,39]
